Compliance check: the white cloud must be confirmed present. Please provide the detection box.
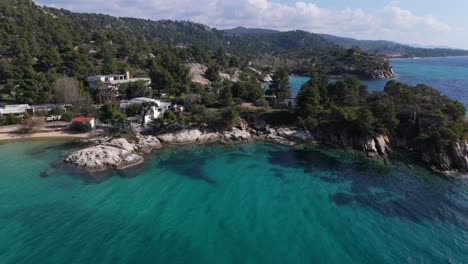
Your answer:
[36,0,464,48]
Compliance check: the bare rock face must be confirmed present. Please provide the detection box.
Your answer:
[104,138,136,152]
[197,132,222,144]
[188,63,210,85]
[157,129,203,144]
[64,139,144,171]
[374,135,391,156]
[276,128,313,142]
[136,135,163,154]
[363,135,391,157]
[222,128,252,142]
[421,140,468,174]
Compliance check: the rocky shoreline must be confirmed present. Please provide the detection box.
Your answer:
[64,118,467,176]
[60,122,436,173]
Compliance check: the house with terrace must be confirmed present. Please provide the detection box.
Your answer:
[87,71,151,92]
[120,97,171,126]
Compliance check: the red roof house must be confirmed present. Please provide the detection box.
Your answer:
[71,117,96,128]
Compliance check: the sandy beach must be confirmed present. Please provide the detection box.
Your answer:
[0,125,89,142]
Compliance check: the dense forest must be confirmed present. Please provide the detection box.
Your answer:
[0,0,257,104]
[295,75,467,148]
[0,0,396,106]
[56,7,394,77]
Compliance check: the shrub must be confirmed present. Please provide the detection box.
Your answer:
[254,98,269,108]
[111,131,138,143]
[233,97,243,106]
[221,107,239,128]
[22,117,46,133]
[69,121,92,132]
[61,112,74,122]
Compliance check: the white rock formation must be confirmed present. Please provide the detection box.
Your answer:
[157,129,204,144]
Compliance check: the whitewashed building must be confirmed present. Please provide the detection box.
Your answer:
[0,104,30,116]
[87,71,151,91]
[120,97,171,125]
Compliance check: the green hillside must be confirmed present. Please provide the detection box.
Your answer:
[0,0,393,104]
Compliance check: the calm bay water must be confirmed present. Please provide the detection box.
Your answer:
[290,56,468,112]
[0,140,467,263]
[1,57,468,263]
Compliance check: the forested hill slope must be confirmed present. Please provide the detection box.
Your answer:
[223,27,468,58]
[0,0,393,104]
[56,9,394,77]
[56,10,337,56]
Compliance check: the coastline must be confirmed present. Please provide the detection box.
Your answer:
[388,55,468,61]
[0,126,89,142]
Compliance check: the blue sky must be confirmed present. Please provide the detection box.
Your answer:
[36,0,468,49]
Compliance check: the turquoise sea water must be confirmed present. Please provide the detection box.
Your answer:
[289,57,468,112]
[0,140,467,263]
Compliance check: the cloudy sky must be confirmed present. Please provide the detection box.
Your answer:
[35,0,468,49]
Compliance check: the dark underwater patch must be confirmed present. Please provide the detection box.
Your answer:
[266,145,468,230]
[267,147,341,172]
[157,151,215,185]
[270,168,286,179]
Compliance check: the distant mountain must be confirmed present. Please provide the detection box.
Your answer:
[224,27,468,58]
[223,26,280,35]
[319,34,468,58]
[404,43,452,49]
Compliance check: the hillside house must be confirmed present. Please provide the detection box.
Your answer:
[87,71,151,91]
[120,97,171,125]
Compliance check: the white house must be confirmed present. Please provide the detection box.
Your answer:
[120,97,171,125]
[87,71,151,91]
[0,104,31,116]
[70,117,96,129]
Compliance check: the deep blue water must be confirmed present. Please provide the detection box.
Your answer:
[289,57,468,112]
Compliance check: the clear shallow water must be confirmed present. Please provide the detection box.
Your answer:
[289,57,468,112]
[0,140,467,263]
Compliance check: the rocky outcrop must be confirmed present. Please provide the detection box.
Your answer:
[421,140,468,174]
[64,143,144,171]
[65,118,466,176]
[197,132,222,144]
[260,127,313,145]
[311,126,391,157]
[157,127,252,145]
[371,68,395,79]
[222,128,252,142]
[188,63,210,85]
[157,129,204,144]
[136,135,163,154]
[64,136,162,171]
